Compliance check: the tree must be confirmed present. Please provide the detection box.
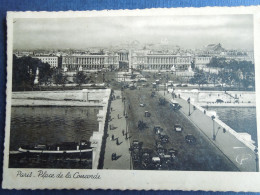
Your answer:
[53,72,67,86]
[74,71,89,89]
[189,69,207,89]
[12,55,52,91]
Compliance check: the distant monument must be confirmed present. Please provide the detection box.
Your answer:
[79,65,83,71]
[171,65,176,72]
[188,65,193,72]
[34,67,39,84]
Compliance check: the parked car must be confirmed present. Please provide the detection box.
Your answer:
[174,124,182,132]
[140,103,145,107]
[216,99,224,103]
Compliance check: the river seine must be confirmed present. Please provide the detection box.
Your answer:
[10,107,101,151]
[208,107,258,143]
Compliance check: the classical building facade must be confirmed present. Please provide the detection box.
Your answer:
[132,53,192,70]
[61,53,119,71]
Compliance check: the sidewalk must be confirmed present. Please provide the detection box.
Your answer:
[103,90,131,170]
[159,91,256,172]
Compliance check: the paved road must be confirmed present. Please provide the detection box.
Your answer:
[103,90,131,170]
[123,87,238,171]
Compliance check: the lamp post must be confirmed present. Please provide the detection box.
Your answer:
[123,99,126,116]
[164,82,166,96]
[255,147,259,172]
[211,115,216,141]
[187,97,191,116]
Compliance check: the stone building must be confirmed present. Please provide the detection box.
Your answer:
[61,53,119,72]
[132,52,192,71]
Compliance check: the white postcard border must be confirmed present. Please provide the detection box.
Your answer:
[3,6,260,191]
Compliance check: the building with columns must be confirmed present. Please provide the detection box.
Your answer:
[132,52,192,71]
[62,53,119,72]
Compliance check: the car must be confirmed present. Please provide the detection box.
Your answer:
[216,99,224,103]
[154,126,163,134]
[144,111,151,117]
[185,134,196,144]
[130,140,142,150]
[140,103,145,107]
[168,148,178,157]
[174,124,182,132]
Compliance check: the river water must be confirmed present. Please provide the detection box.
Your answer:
[10,107,101,151]
[207,107,258,143]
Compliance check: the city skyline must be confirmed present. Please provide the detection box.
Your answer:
[13,15,254,50]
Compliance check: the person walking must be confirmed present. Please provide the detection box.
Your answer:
[122,130,125,136]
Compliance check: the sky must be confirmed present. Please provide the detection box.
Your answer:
[13,15,254,50]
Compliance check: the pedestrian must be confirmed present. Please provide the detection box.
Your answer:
[111,107,112,112]
[125,132,128,139]
[116,138,119,145]
[129,105,131,109]
[112,134,114,140]
[122,130,125,136]
[110,124,111,130]
[118,114,119,119]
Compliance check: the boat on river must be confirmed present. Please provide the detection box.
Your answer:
[18,140,92,154]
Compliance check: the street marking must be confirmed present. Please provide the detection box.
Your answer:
[236,154,252,165]
[233,147,246,149]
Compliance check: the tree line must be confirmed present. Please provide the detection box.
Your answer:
[12,55,91,91]
[189,57,255,90]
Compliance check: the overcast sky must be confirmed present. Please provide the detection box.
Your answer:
[13,15,254,50]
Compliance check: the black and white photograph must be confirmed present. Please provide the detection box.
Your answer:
[2,7,260,191]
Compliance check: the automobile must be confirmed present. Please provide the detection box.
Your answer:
[154,126,163,135]
[216,99,224,103]
[176,84,182,87]
[168,148,178,157]
[182,84,188,87]
[185,134,196,144]
[130,140,142,150]
[140,103,145,107]
[144,111,151,117]
[131,148,141,162]
[159,134,169,143]
[158,131,169,140]
[174,124,183,132]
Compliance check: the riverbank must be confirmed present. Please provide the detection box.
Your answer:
[12,89,110,107]
[171,89,256,107]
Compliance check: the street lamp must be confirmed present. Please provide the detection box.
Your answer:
[211,115,216,141]
[164,82,166,96]
[255,147,259,172]
[187,97,191,116]
[123,99,126,116]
